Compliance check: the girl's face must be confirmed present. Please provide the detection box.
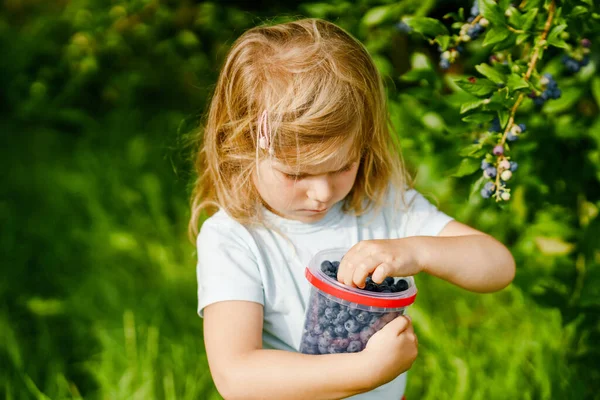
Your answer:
[253,139,360,223]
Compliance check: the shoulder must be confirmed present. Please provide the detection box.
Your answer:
[196,209,257,254]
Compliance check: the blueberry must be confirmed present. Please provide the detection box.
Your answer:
[581,56,590,67]
[384,277,395,286]
[488,118,501,133]
[367,315,380,327]
[312,324,324,335]
[509,161,518,172]
[484,166,497,178]
[317,302,327,316]
[440,58,451,70]
[347,332,361,341]
[327,343,344,354]
[347,340,363,353]
[334,310,350,324]
[318,316,331,327]
[320,260,333,273]
[493,145,504,156]
[318,336,332,347]
[533,96,545,106]
[355,311,370,324]
[318,344,329,354]
[480,188,492,199]
[507,132,519,142]
[323,326,336,341]
[484,181,496,192]
[344,319,361,333]
[305,334,319,346]
[394,279,409,292]
[334,324,347,337]
[518,123,526,132]
[324,307,336,320]
[332,261,340,269]
[334,338,349,350]
[365,282,378,292]
[348,308,361,317]
[481,160,491,170]
[325,298,338,308]
[302,344,319,354]
[360,326,376,342]
[395,21,412,33]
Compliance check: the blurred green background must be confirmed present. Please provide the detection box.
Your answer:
[2,0,599,399]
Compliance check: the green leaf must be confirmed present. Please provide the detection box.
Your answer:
[478,0,506,25]
[400,68,435,83]
[462,113,495,123]
[522,0,542,11]
[542,87,584,114]
[435,35,451,51]
[469,175,486,201]
[460,99,487,114]
[403,17,449,38]
[455,78,497,97]
[483,27,511,47]
[570,6,588,17]
[534,237,575,255]
[475,64,507,84]
[516,33,530,45]
[459,142,484,157]
[591,77,600,108]
[547,24,569,49]
[372,54,394,76]
[362,4,397,27]
[507,74,530,91]
[451,157,481,177]
[522,8,538,30]
[498,110,509,130]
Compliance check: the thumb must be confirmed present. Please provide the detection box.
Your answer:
[380,314,412,335]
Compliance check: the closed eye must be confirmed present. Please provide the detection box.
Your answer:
[282,162,355,180]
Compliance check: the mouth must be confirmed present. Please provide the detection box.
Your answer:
[302,208,328,213]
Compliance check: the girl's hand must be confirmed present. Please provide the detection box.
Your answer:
[360,315,418,387]
[337,239,423,288]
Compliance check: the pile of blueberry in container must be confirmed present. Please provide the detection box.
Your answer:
[320,260,409,293]
[299,260,411,355]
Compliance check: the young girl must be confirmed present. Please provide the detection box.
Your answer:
[189,18,515,400]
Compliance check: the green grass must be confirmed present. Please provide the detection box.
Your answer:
[1,115,577,399]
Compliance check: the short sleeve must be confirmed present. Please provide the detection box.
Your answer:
[389,188,454,237]
[196,215,264,318]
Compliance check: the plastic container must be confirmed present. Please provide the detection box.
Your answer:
[299,248,417,355]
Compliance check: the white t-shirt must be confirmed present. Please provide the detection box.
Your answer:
[196,186,454,399]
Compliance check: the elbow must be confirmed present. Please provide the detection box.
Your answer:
[213,372,245,400]
[211,358,255,400]
[505,253,516,286]
[495,250,516,292]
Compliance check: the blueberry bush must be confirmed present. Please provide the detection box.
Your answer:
[1,0,599,399]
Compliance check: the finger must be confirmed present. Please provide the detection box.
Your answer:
[338,246,361,286]
[371,263,390,284]
[380,314,412,335]
[351,261,377,288]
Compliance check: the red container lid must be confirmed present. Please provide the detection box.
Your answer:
[305,248,417,309]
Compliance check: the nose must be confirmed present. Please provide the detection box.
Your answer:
[307,176,334,204]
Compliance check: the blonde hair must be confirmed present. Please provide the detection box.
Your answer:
[188,18,410,243]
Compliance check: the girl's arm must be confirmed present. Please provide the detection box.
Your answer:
[416,220,516,292]
[337,221,515,293]
[203,300,414,400]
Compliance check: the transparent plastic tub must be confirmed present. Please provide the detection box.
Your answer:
[299,248,417,355]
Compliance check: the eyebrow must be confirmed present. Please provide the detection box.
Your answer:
[277,160,356,176]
